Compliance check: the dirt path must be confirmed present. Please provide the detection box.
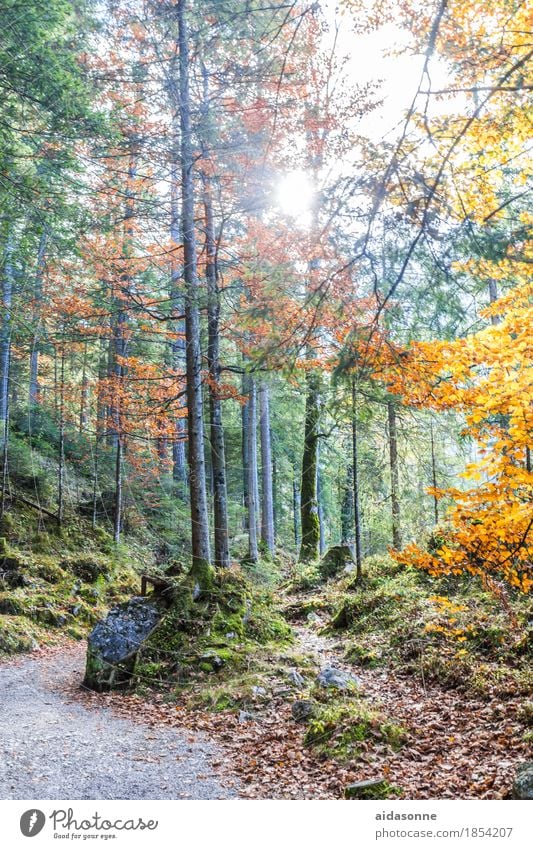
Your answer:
[0,644,238,800]
[291,613,527,799]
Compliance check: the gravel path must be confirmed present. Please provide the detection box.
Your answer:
[0,645,237,800]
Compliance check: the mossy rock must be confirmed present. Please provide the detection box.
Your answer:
[305,700,406,760]
[0,615,42,654]
[319,545,355,580]
[60,554,112,583]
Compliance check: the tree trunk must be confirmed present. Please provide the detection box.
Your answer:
[169,114,187,494]
[317,442,326,556]
[57,349,65,529]
[351,380,363,581]
[299,371,320,561]
[29,229,47,407]
[430,419,439,525]
[177,0,211,581]
[0,233,14,448]
[203,168,229,569]
[293,473,301,551]
[241,374,249,531]
[387,399,401,549]
[259,382,275,555]
[488,279,499,325]
[247,377,259,563]
[340,461,353,546]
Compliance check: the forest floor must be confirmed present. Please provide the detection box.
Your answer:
[0,592,528,800]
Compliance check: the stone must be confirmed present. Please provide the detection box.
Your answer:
[291,699,316,723]
[307,611,320,624]
[238,710,255,723]
[317,665,360,690]
[252,685,267,698]
[287,668,306,688]
[511,762,533,799]
[84,597,164,692]
[199,651,225,671]
[319,545,355,580]
[344,778,389,800]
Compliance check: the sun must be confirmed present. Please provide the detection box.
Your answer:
[274,170,315,225]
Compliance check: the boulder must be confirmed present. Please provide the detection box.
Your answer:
[317,665,360,690]
[319,545,355,580]
[287,668,306,689]
[291,699,316,723]
[511,762,533,799]
[84,597,164,692]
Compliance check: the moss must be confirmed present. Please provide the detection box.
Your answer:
[0,615,45,655]
[517,702,533,727]
[304,699,406,761]
[345,780,401,800]
[345,641,382,668]
[319,545,354,580]
[60,554,112,583]
[288,561,322,591]
[189,557,215,593]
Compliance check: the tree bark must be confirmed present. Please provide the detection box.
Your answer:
[387,399,402,549]
[247,377,259,563]
[317,442,326,556]
[293,472,301,551]
[430,419,439,525]
[177,0,211,581]
[57,349,65,529]
[29,229,47,407]
[299,370,320,561]
[203,168,229,569]
[259,382,275,554]
[351,380,363,581]
[169,113,187,494]
[0,233,14,448]
[241,374,249,531]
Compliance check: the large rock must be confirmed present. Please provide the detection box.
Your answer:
[291,699,316,723]
[319,545,355,580]
[511,762,533,799]
[317,665,360,690]
[84,597,164,692]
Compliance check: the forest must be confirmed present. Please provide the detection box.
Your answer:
[0,0,531,803]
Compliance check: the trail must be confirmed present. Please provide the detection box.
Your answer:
[0,644,237,800]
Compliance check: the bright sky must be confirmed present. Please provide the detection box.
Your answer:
[275,3,451,222]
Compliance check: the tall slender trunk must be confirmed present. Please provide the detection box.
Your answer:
[203,165,229,569]
[299,371,320,561]
[29,229,47,407]
[113,437,122,544]
[57,349,65,529]
[293,473,301,551]
[340,461,353,545]
[0,233,14,446]
[178,0,211,579]
[317,443,326,556]
[170,115,187,493]
[387,399,401,549]
[241,375,249,531]
[247,377,259,563]
[79,343,89,435]
[488,279,499,325]
[430,419,439,525]
[351,380,363,581]
[259,382,275,554]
